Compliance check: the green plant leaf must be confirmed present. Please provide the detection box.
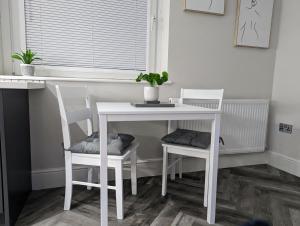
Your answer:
[162,71,168,82]
[136,73,145,82]
[12,54,25,63]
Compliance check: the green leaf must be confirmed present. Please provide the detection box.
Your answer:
[12,54,25,63]
[162,71,168,82]
[136,72,143,82]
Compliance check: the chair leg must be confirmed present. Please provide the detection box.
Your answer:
[170,154,176,181]
[162,147,168,196]
[130,151,137,195]
[115,162,124,220]
[87,167,93,190]
[64,151,73,210]
[204,158,209,207]
[178,156,183,179]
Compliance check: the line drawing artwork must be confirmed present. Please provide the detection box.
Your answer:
[185,0,225,15]
[240,0,261,42]
[209,0,213,10]
[235,0,274,48]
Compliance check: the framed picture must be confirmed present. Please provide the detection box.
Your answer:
[234,0,274,48]
[184,0,225,15]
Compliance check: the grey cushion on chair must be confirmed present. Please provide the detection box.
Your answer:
[161,129,213,149]
[68,132,135,155]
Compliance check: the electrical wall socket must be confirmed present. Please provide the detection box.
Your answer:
[279,123,293,134]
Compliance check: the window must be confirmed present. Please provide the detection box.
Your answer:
[24,0,155,76]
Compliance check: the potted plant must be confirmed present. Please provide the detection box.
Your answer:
[136,71,168,102]
[11,49,41,76]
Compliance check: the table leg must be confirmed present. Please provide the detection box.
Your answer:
[168,120,177,181]
[207,114,221,224]
[99,114,108,226]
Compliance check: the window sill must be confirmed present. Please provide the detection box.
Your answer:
[0,75,173,85]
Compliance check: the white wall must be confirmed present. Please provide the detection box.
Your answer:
[0,0,13,74]
[0,0,281,188]
[0,22,3,73]
[168,0,280,99]
[269,0,300,176]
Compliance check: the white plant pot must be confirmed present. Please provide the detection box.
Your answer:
[20,64,35,76]
[144,86,159,102]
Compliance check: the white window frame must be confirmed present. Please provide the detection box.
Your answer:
[2,0,170,81]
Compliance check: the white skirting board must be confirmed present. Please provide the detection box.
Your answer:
[268,151,300,177]
[32,152,268,190]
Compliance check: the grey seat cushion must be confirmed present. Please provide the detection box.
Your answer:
[68,132,135,155]
[162,129,224,149]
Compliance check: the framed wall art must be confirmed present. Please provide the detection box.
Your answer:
[185,0,225,15]
[234,0,274,48]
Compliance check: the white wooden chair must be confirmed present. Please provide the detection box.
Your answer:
[56,85,138,220]
[161,89,224,207]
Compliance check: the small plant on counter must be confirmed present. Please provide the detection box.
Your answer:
[12,49,41,64]
[136,71,168,87]
[11,49,41,76]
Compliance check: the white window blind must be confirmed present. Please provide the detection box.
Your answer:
[24,0,148,71]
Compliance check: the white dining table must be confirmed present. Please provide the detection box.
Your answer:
[97,102,221,226]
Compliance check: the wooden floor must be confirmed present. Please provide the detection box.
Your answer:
[16,165,300,226]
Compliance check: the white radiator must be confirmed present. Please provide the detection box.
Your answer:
[178,99,269,155]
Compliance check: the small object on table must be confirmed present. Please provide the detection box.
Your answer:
[131,102,175,107]
[145,100,160,104]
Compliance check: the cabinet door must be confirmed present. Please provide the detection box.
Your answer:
[0,139,3,214]
[2,90,31,225]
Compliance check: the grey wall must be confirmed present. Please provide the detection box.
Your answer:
[269,0,300,161]
[168,0,280,99]
[30,1,280,173]
[28,0,281,174]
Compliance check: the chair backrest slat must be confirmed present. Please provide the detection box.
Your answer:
[66,109,93,124]
[56,85,93,149]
